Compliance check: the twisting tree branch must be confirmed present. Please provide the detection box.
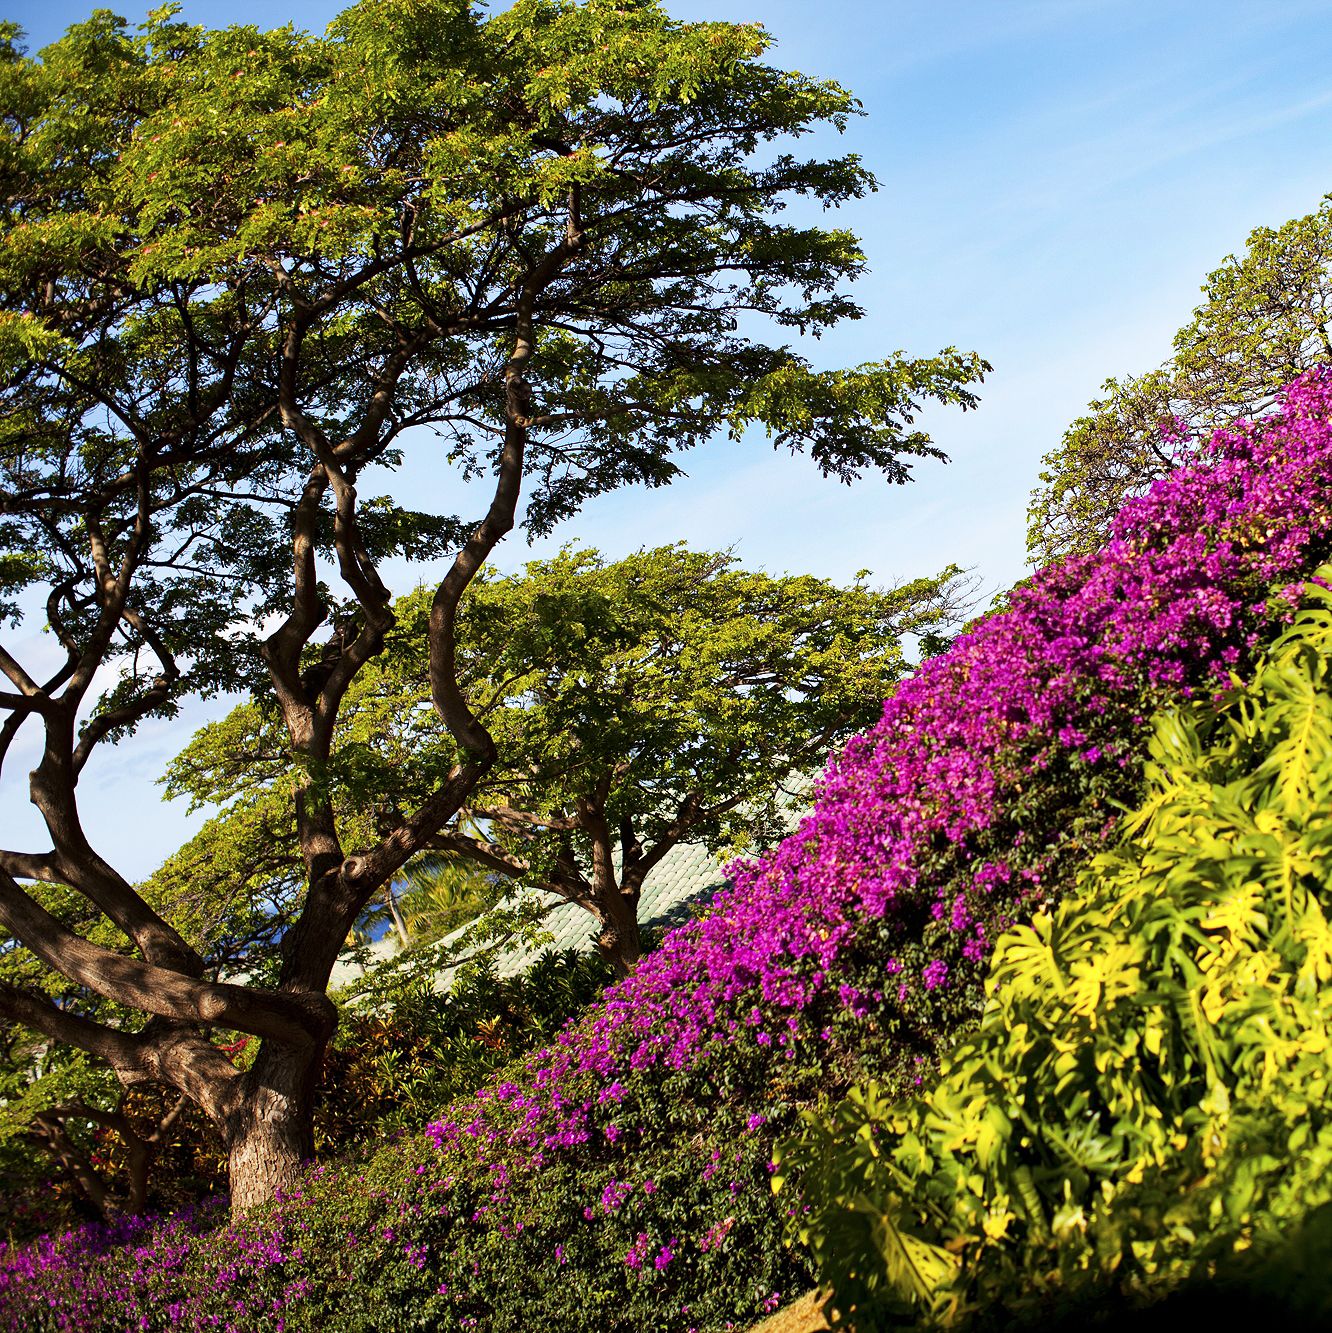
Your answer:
[0,869,334,1045]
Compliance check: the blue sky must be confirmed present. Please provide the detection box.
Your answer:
[4,0,1332,874]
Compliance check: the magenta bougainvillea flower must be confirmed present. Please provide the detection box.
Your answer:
[423,368,1332,1167]
[5,370,1332,1332]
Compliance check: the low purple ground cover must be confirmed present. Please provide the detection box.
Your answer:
[4,370,1332,1332]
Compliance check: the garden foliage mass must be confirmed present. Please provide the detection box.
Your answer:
[3,370,1332,1330]
[785,569,1332,1327]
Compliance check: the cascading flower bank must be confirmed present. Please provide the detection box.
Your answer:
[428,368,1332,1166]
[4,369,1332,1331]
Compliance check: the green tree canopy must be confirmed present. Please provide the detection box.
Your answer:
[167,544,970,974]
[1028,195,1332,565]
[0,0,985,1212]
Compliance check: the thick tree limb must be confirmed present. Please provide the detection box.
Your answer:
[427,229,585,762]
[0,654,76,776]
[425,829,532,881]
[0,849,60,882]
[25,731,207,975]
[0,981,156,1073]
[0,871,333,1046]
[262,465,331,721]
[0,643,46,700]
[574,793,620,899]
[464,804,579,833]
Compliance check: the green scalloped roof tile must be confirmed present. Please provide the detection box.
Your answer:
[334,776,813,987]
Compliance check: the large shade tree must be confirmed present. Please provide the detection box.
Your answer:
[0,0,986,1211]
[0,833,292,1229]
[166,544,971,976]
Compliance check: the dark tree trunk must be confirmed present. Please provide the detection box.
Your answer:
[219,1040,322,1213]
[124,1136,151,1216]
[596,887,642,977]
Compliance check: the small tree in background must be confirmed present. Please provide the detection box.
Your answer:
[0,0,985,1211]
[167,544,971,976]
[1028,194,1332,565]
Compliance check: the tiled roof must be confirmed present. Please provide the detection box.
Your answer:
[330,780,811,990]
[328,837,731,991]
[493,838,731,976]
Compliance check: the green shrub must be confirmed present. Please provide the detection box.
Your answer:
[318,947,617,1151]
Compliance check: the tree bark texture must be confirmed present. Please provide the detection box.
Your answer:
[217,1041,323,1213]
[594,883,643,978]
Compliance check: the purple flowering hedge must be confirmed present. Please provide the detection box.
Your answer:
[4,370,1332,1332]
